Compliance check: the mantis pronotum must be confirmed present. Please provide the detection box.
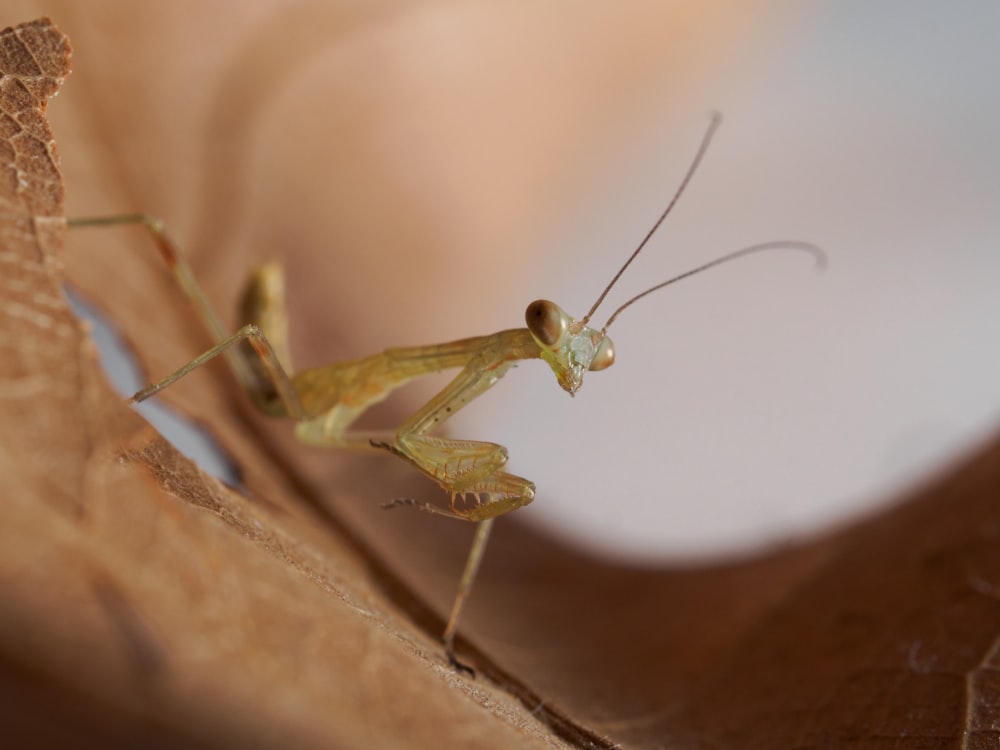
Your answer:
[70,113,824,673]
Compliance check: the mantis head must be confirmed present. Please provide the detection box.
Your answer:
[524,113,825,398]
[526,299,614,396]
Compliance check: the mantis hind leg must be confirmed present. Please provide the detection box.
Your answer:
[67,214,304,419]
[236,262,297,416]
[131,323,305,420]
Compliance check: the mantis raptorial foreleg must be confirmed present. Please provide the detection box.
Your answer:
[68,114,826,674]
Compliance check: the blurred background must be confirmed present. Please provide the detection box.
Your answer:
[453,0,1000,560]
[482,0,1000,559]
[43,0,1000,562]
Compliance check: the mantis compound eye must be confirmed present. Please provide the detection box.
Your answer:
[525,299,568,347]
[588,335,615,371]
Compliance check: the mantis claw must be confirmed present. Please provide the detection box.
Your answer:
[446,647,475,677]
[381,497,418,511]
[381,497,467,520]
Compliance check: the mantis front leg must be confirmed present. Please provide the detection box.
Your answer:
[372,347,540,667]
[286,319,542,523]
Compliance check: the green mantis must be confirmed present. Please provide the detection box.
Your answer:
[69,113,824,672]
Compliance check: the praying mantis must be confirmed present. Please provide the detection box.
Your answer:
[69,113,824,672]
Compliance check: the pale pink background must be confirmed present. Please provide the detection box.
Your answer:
[47,1,1000,561]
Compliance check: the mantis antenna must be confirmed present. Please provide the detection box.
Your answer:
[580,112,826,333]
[600,240,826,332]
